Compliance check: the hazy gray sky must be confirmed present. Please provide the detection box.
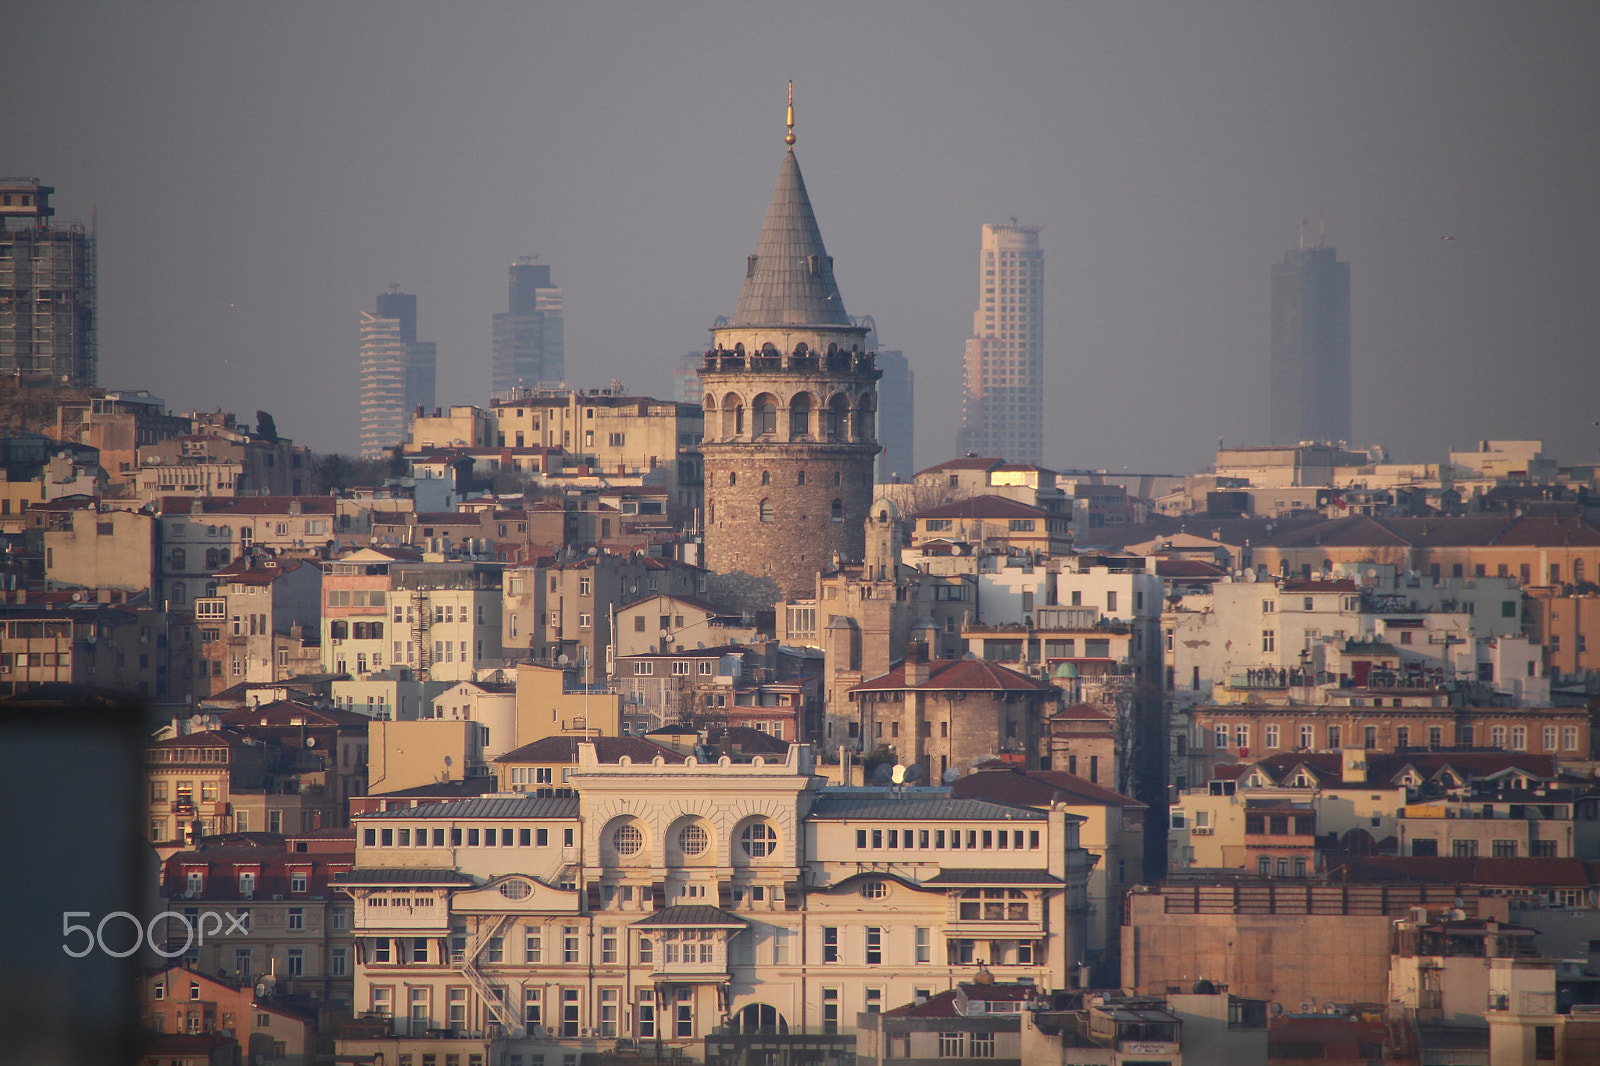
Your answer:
[6,2,1598,473]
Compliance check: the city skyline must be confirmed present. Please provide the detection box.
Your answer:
[959,222,1045,466]
[1270,241,1351,448]
[4,5,1598,473]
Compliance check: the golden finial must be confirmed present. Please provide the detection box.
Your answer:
[785,80,796,146]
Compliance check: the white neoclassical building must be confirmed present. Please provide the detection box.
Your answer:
[337,743,1091,1064]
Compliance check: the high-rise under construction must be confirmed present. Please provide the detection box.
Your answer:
[0,178,96,386]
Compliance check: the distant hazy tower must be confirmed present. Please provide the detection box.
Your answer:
[699,88,881,600]
[958,222,1043,465]
[492,258,564,396]
[1270,241,1350,446]
[856,316,914,482]
[360,288,436,459]
[0,178,96,386]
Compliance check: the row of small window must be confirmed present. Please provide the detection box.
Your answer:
[152,950,341,998]
[1261,596,1362,613]
[1243,814,1316,836]
[1204,723,1582,752]
[923,518,1036,533]
[1426,561,1587,584]
[362,825,576,848]
[151,778,222,803]
[1,651,70,667]
[1255,857,1311,878]
[855,827,1041,852]
[984,638,1115,660]
[326,589,387,607]
[166,547,231,570]
[630,659,715,676]
[1413,839,1559,858]
[328,620,384,640]
[372,985,677,1043]
[823,928,1036,967]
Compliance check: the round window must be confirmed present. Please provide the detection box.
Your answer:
[740,822,778,858]
[679,825,709,856]
[613,824,644,856]
[858,880,888,899]
[498,878,532,900]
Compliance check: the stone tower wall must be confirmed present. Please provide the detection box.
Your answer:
[699,347,880,600]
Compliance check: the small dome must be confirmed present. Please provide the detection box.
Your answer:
[1052,662,1080,679]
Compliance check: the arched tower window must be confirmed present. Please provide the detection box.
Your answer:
[797,471,806,486]
[826,394,850,442]
[831,499,844,522]
[759,499,774,523]
[753,394,779,437]
[789,394,811,440]
[855,396,876,442]
[720,393,743,440]
[761,471,771,486]
[729,472,737,487]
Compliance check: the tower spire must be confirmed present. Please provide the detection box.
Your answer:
[785,80,796,146]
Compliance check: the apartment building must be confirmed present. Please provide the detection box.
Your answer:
[336,743,1091,1064]
[194,556,321,693]
[153,831,356,1005]
[321,550,503,684]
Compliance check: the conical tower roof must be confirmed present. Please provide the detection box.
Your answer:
[731,149,852,327]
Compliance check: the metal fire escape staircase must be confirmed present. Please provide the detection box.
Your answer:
[455,912,519,1034]
[413,590,432,681]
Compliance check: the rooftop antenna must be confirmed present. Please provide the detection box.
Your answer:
[785,81,796,147]
[1318,207,1326,249]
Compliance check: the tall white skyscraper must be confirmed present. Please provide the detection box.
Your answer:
[958,223,1043,465]
[359,289,435,460]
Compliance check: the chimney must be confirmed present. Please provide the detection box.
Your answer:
[905,641,931,686]
[1341,744,1367,784]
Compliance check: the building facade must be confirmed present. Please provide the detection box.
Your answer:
[0,178,96,385]
[697,126,881,600]
[959,223,1043,466]
[1270,243,1351,447]
[492,258,564,395]
[339,743,1091,1063]
[858,317,914,483]
[360,289,437,460]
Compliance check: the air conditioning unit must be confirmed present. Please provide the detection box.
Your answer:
[1191,826,1214,836]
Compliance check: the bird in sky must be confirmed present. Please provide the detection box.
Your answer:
[1440,235,1456,241]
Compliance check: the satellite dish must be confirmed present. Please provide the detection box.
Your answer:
[305,737,316,747]
[71,591,83,602]
[891,764,906,785]
[903,764,924,784]
[444,755,453,767]
[942,767,961,784]
[873,764,893,784]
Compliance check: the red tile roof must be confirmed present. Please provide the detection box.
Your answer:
[494,734,687,764]
[1155,559,1227,578]
[1052,703,1114,721]
[218,700,372,728]
[914,495,1051,522]
[916,457,1004,475]
[952,765,1144,808]
[1329,855,1600,888]
[850,657,1056,694]
[1495,515,1600,547]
